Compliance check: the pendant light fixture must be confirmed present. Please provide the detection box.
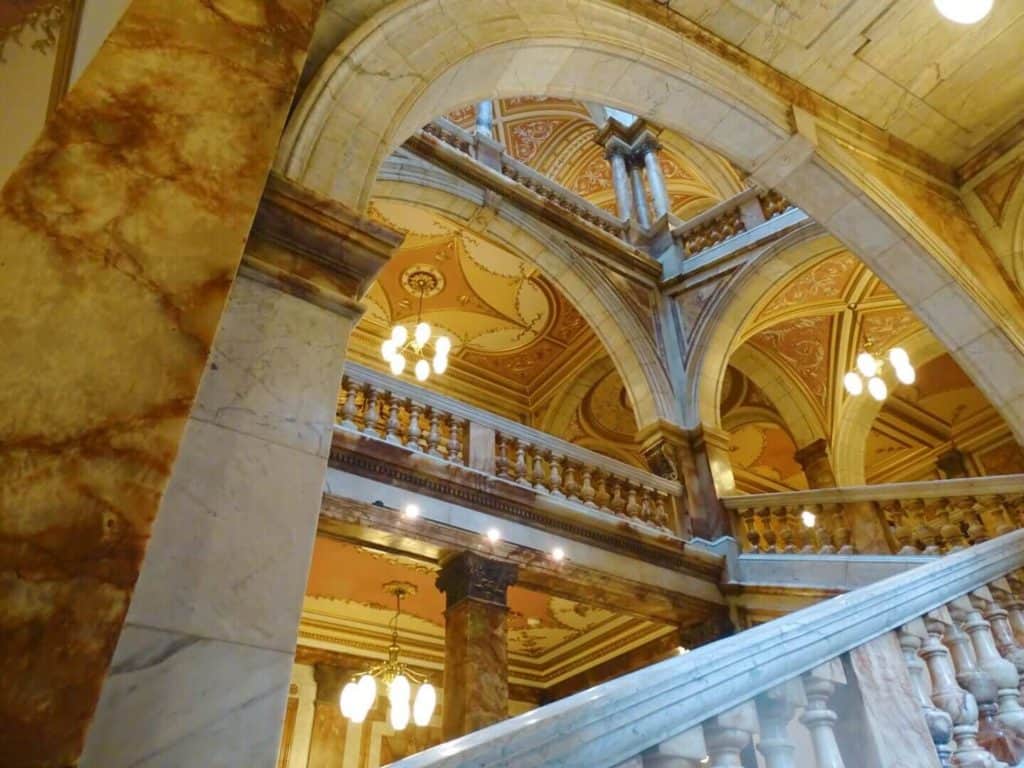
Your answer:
[934,0,993,24]
[381,269,451,382]
[842,344,916,403]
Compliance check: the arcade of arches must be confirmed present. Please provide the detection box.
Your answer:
[2,2,1024,767]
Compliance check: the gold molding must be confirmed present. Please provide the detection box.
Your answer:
[45,0,81,115]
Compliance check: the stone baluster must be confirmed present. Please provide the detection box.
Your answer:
[532,450,547,493]
[406,402,423,451]
[919,499,945,554]
[339,379,359,429]
[815,506,836,555]
[511,439,528,484]
[642,726,706,768]
[653,492,670,530]
[898,499,926,554]
[881,499,915,554]
[922,609,996,768]
[756,507,777,553]
[800,660,846,768]
[594,472,612,511]
[625,484,641,518]
[968,590,1024,741]
[1006,495,1024,528]
[362,386,382,436]
[609,478,626,515]
[778,507,798,553]
[425,409,443,457]
[580,468,597,508]
[800,505,820,553]
[939,497,970,552]
[702,701,757,768]
[563,462,580,501]
[382,393,402,444]
[957,497,988,545]
[639,487,653,524]
[755,678,804,768]
[739,508,761,553]
[979,496,1016,538]
[992,577,1024,647]
[900,620,954,767]
[447,416,464,464]
[827,502,853,554]
[549,454,565,497]
[494,433,509,476]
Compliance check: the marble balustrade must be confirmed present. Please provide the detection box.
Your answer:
[389,529,1024,768]
[671,187,794,257]
[723,475,1024,556]
[337,363,682,535]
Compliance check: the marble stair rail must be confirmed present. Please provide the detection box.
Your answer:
[337,362,684,537]
[722,475,1024,556]
[388,529,1024,768]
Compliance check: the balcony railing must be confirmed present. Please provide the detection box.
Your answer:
[721,475,1024,555]
[336,362,683,536]
[671,187,794,257]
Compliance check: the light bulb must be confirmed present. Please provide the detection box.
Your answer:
[389,353,406,376]
[403,503,420,519]
[389,699,410,731]
[551,547,565,562]
[357,675,377,711]
[800,510,816,528]
[843,371,864,396]
[934,0,992,24]
[867,376,888,401]
[485,527,501,544]
[350,703,369,724]
[414,322,431,348]
[340,682,358,718]
[381,339,397,361]
[435,336,452,356]
[415,359,430,381]
[389,674,411,705]
[432,354,448,375]
[888,347,910,369]
[413,683,437,726]
[856,352,878,378]
[895,363,916,385]
[391,325,408,345]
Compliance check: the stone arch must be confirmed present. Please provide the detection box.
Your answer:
[1013,184,1024,290]
[278,0,1024,441]
[539,355,617,438]
[371,160,677,429]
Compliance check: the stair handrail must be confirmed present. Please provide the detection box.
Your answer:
[390,529,1024,767]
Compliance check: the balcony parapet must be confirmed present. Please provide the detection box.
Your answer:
[721,474,1024,555]
[336,362,685,539]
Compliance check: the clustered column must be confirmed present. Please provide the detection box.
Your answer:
[595,118,671,232]
[436,551,518,740]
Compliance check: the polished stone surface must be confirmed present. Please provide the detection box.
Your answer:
[0,1,321,762]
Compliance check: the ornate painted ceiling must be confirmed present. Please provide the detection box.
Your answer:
[446,98,744,219]
[299,536,674,690]
[723,249,1024,490]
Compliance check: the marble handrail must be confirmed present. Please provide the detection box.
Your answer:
[722,475,1024,555]
[337,362,681,533]
[391,529,1024,768]
[671,188,793,257]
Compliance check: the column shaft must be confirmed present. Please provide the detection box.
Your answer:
[643,146,670,219]
[608,150,634,221]
[794,438,837,488]
[0,2,323,764]
[629,162,652,230]
[475,100,495,138]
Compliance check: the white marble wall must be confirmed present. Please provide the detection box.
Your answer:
[81,275,359,767]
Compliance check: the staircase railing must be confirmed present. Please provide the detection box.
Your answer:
[722,475,1024,556]
[391,529,1024,768]
[337,362,683,536]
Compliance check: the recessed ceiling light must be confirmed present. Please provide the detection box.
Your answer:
[551,547,566,562]
[485,527,501,544]
[934,0,993,24]
[402,503,420,519]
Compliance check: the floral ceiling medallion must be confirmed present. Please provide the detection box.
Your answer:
[400,264,445,299]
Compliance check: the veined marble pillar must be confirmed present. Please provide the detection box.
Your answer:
[475,100,495,138]
[306,664,353,768]
[679,426,735,540]
[79,176,401,767]
[794,439,837,489]
[436,551,518,740]
[0,2,323,764]
[641,140,670,220]
[629,161,652,230]
[607,147,634,221]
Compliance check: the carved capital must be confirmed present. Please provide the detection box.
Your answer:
[436,551,517,610]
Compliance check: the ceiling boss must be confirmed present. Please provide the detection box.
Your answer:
[381,268,452,382]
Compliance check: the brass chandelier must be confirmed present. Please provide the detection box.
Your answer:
[339,582,437,730]
[842,344,915,402]
[381,270,451,382]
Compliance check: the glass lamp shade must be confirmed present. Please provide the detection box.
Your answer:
[867,376,888,401]
[391,325,408,345]
[389,699,411,731]
[895,363,916,385]
[435,335,452,356]
[843,371,864,396]
[934,0,993,24]
[389,354,406,376]
[389,674,411,705]
[381,339,397,361]
[414,322,431,348]
[856,352,879,377]
[340,682,359,718]
[414,359,430,382]
[357,675,377,710]
[413,683,437,726]
[888,347,910,369]
[432,353,448,375]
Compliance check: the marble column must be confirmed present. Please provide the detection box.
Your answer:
[629,161,652,230]
[306,664,351,768]
[641,139,670,220]
[79,175,401,767]
[607,146,634,221]
[678,425,735,540]
[475,100,495,138]
[436,551,518,740]
[793,438,837,488]
[0,2,323,765]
